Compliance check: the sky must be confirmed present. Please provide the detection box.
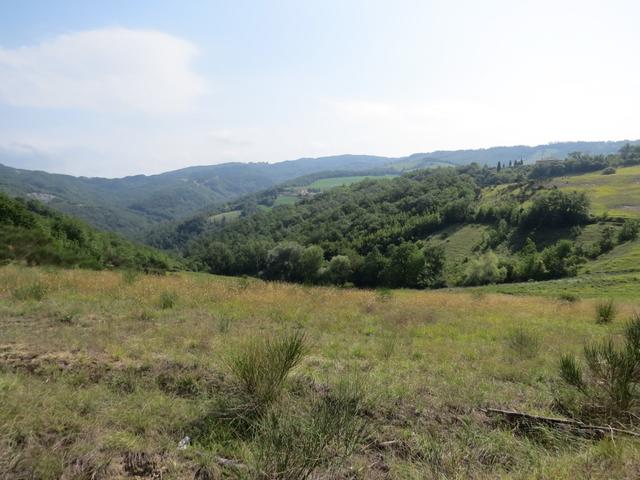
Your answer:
[0,0,639,178]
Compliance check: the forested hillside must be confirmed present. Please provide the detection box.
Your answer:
[2,141,635,238]
[152,144,640,289]
[0,193,177,272]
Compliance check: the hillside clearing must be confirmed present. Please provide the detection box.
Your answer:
[555,165,640,218]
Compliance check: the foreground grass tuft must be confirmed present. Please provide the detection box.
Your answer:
[158,291,178,309]
[595,299,616,324]
[228,330,306,409]
[12,282,48,301]
[506,328,541,358]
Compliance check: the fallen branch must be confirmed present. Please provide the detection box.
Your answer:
[215,456,247,469]
[481,407,640,438]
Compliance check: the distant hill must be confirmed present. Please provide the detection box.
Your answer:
[1,141,636,237]
[401,140,640,170]
[0,155,391,237]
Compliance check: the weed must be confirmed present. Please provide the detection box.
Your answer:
[158,291,178,310]
[595,299,616,324]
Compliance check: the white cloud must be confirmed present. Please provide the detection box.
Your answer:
[0,28,207,113]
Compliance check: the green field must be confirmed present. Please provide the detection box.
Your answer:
[209,209,242,222]
[272,175,398,206]
[1,265,640,478]
[273,194,299,206]
[555,165,640,218]
[308,175,398,190]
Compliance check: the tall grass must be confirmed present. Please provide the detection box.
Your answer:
[229,330,307,408]
[158,291,178,309]
[12,282,48,301]
[595,299,616,324]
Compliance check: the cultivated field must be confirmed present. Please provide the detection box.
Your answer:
[1,265,639,479]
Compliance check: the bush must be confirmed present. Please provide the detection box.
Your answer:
[618,219,640,243]
[461,251,507,286]
[559,314,640,421]
[602,166,616,175]
[598,226,616,254]
[326,255,352,286]
[595,299,616,324]
[251,379,368,479]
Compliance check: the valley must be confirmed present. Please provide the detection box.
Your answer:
[2,143,640,479]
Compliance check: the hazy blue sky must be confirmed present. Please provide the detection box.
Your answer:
[1,0,639,177]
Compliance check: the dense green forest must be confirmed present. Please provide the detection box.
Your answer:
[0,193,177,272]
[149,145,640,288]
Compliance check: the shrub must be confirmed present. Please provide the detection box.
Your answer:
[618,219,640,242]
[13,282,48,301]
[602,166,616,175]
[558,314,640,421]
[461,251,507,286]
[251,379,368,479]
[158,291,177,309]
[326,255,352,286]
[598,226,616,254]
[228,331,307,414]
[506,328,541,358]
[595,299,616,324]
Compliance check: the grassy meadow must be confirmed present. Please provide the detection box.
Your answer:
[1,265,640,479]
[555,165,640,218]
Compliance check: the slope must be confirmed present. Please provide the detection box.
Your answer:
[0,192,177,272]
